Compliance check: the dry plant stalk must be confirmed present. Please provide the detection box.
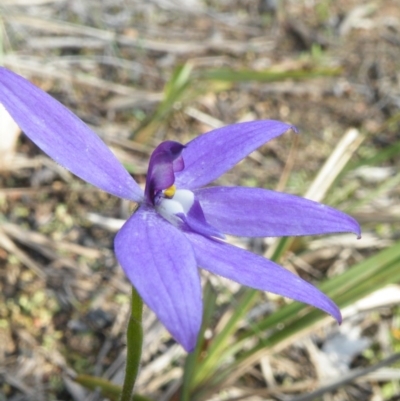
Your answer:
[0,104,20,169]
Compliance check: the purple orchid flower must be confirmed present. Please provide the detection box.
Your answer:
[0,67,360,352]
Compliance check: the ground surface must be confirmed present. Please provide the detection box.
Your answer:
[1,1,400,400]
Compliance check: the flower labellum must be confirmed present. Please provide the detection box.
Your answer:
[0,67,361,352]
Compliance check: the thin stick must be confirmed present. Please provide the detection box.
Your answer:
[289,353,400,401]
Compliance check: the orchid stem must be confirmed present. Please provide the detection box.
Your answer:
[119,286,143,401]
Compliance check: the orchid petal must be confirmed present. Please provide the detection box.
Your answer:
[145,141,185,203]
[195,186,361,238]
[175,120,294,189]
[178,199,225,239]
[114,205,202,352]
[186,232,341,322]
[0,67,143,201]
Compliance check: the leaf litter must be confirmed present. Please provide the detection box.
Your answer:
[1,0,400,400]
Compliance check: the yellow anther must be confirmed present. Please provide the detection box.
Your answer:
[164,184,176,199]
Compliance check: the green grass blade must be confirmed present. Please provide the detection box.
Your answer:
[134,63,193,143]
[195,242,400,396]
[191,288,259,388]
[191,236,292,388]
[74,375,153,401]
[346,172,400,213]
[199,67,341,82]
[180,281,218,401]
[340,139,400,179]
[241,240,400,338]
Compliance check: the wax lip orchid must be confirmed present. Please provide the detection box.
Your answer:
[0,67,361,352]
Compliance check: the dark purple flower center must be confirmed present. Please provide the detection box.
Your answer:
[144,141,186,205]
[145,141,224,239]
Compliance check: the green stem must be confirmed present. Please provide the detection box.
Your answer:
[119,286,143,401]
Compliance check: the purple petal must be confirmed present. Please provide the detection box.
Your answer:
[0,67,143,201]
[195,186,361,238]
[186,232,341,322]
[178,199,225,239]
[145,141,185,203]
[175,120,295,189]
[114,205,202,352]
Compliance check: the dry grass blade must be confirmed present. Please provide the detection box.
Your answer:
[184,106,224,129]
[0,228,46,278]
[217,380,316,400]
[26,37,107,50]
[0,104,20,168]
[2,1,400,400]
[289,353,400,401]
[1,0,59,4]
[2,372,33,396]
[86,213,124,232]
[2,222,102,259]
[353,208,400,223]
[305,128,365,202]
[213,316,336,392]
[266,128,364,262]
[3,55,163,100]
[6,14,274,55]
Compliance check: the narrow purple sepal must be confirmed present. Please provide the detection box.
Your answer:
[145,141,185,203]
[114,205,202,352]
[195,186,361,238]
[0,67,143,201]
[174,120,295,189]
[186,232,342,323]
